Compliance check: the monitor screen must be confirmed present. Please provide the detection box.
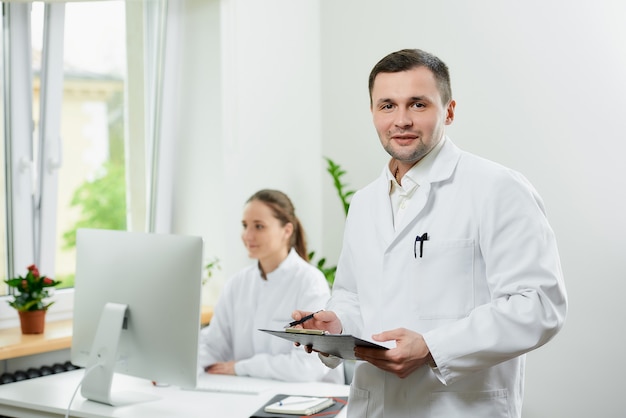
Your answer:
[71,228,203,406]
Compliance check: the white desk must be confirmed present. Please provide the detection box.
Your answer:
[0,370,349,417]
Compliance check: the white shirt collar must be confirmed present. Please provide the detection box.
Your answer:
[386,136,448,193]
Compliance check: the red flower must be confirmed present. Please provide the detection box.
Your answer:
[27,264,40,278]
[4,264,62,312]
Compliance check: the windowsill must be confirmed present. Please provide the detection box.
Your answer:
[0,306,213,361]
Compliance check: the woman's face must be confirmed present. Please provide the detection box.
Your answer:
[241,200,293,265]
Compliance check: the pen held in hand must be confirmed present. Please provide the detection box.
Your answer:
[284,310,323,328]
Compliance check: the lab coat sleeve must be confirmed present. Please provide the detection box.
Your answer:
[234,271,334,382]
[423,169,568,385]
[197,281,235,375]
[326,206,365,337]
[234,346,331,382]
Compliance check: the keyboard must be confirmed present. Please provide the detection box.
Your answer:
[187,375,282,395]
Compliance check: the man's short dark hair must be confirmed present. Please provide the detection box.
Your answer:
[368,49,452,106]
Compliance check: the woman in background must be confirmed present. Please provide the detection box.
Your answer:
[198,189,341,382]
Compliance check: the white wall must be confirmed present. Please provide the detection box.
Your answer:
[169,0,625,416]
[169,0,322,304]
[317,1,626,417]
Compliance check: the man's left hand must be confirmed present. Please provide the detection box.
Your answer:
[354,328,432,379]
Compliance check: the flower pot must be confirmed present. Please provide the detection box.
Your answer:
[18,310,46,334]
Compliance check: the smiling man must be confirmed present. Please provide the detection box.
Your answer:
[371,64,454,184]
[292,49,568,417]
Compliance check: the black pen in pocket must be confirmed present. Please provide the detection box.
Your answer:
[414,233,428,258]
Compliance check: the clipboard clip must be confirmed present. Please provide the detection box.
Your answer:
[285,328,328,335]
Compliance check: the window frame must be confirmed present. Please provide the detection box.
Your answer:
[3,3,36,281]
[1,0,178,328]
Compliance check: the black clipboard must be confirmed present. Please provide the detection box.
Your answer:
[259,329,388,360]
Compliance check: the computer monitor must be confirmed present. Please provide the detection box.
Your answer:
[71,228,203,406]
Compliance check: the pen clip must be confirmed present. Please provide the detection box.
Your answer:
[414,233,428,258]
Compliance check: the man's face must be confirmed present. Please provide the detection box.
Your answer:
[371,66,455,167]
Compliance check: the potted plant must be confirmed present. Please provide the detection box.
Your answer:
[4,264,62,334]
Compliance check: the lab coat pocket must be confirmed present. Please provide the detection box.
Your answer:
[347,385,372,417]
[411,238,474,319]
[429,389,510,418]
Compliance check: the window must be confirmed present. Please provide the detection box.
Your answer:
[1,1,167,326]
[32,2,129,289]
[0,10,6,296]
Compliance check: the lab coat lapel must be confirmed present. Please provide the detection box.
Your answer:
[391,139,462,241]
[372,172,396,247]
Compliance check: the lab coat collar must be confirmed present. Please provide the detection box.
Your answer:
[384,136,459,188]
[377,137,462,243]
[257,248,298,280]
[425,136,461,184]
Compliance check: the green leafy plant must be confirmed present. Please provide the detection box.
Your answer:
[310,157,355,287]
[203,257,221,286]
[4,264,62,312]
[324,157,355,216]
[308,250,337,286]
[56,161,125,291]
[62,161,127,250]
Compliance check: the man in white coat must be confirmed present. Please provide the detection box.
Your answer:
[292,49,568,417]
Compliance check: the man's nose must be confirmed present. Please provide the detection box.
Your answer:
[394,108,413,129]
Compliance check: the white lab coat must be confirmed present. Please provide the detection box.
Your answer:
[198,248,342,383]
[328,137,567,417]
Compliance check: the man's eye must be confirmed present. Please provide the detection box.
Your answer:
[412,102,425,109]
[380,103,394,111]
[255,224,264,230]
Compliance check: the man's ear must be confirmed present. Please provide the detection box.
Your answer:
[445,100,456,125]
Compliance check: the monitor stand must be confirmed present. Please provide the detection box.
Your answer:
[80,302,159,406]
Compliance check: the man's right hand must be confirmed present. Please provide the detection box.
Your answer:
[291,311,343,334]
[291,310,342,334]
[290,310,343,354]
